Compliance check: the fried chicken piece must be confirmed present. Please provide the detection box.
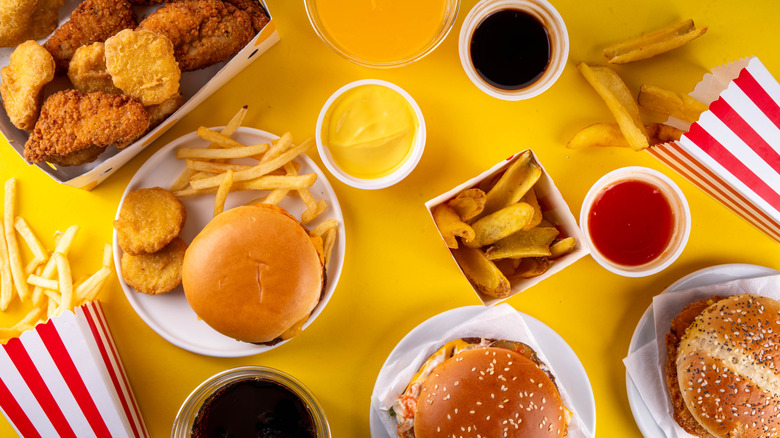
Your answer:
[121,237,187,295]
[0,0,64,47]
[43,0,136,74]
[24,89,149,165]
[1,41,55,131]
[222,0,269,33]
[146,91,185,129]
[138,0,253,71]
[114,187,187,255]
[68,42,123,94]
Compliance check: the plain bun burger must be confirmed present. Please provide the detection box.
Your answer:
[392,338,570,438]
[182,204,324,344]
[665,294,780,438]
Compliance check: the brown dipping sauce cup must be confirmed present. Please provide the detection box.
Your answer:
[172,366,330,437]
[459,0,569,100]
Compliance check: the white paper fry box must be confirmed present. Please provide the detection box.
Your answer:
[646,57,780,243]
[425,151,588,305]
[0,302,148,438]
[0,1,279,191]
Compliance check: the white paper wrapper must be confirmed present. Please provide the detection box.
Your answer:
[624,273,780,437]
[647,57,780,243]
[0,302,148,437]
[371,304,594,437]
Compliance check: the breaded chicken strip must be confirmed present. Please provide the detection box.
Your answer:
[43,0,136,73]
[24,90,149,166]
[222,0,269,33]
[138,0,253,71]
[1,41,55,131]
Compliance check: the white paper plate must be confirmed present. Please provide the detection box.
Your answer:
[626,263,780,437]
[368,305,596,437]
[112,127,345,357]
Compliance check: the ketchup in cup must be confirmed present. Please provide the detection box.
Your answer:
[580,167,691,277]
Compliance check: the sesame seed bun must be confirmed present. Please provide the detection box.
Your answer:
[672,294,780,438]
[413,346,567,438]
[181,204,323,344]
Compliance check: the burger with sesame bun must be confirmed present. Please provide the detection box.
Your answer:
[391,338,571,438]
[665,294,780,438]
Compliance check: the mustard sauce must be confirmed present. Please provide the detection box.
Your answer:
[323,84,417,179]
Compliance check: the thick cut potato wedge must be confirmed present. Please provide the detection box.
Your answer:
[464,202,535,248]
[638,84,708,123]
[485,227,559,260]
[452,247,511,298]
[476,151,541,220]
[567,122,684,149]
[603,20,707,64]
[447,188,486,222]
[432,204,474,249]
[577,62,649,151]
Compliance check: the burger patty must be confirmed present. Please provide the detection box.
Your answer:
[664,296,725,438]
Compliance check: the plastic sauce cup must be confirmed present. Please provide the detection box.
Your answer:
[579,167,691,277]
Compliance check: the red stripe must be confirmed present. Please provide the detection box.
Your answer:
[82,303,145,438]
[2,337,76,438]
[37,319,112,437]
[685,123,780,212]
[0,376,40,438]
[708,98,780,174]
[733,68,780,133]
[648,146,780,242]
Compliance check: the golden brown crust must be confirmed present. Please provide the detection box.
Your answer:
[414,347,567,438]
[43,0,136,74]
[673,294,780,438]
[114,187,186,255]
[0,41,55,131]
[121,237,187,295]
[68,42,123,95]
[23,89,149,164]
[182,205,324,343]
[665,296,724,438]
[137,0,253,71]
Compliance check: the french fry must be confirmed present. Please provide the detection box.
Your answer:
[185,159,253,174]
[282,162,326,224]
[176,143,269,160]
[169,105,248,191]
[259,132,295,164]
[196,126,248,149]
[322,228,337,266]
[31,225,78,306]
[566,123,627,149]
[54,252,73,316]
[638,84,708,123]
[14,217,47,273]
[0,221,12,310]
[476,151,542,220]
[452,247,510,298]
[102,243,113,267]
[603,19,707,64]
[485,227,559,260]
[447,188,486,221]
[647,122,684,145]
[432,204,475,249]
[311,219,339,237]
[214,170,234,216]
[27,274,58,290]
[577,62,649,151]
[173,174,318,198]
[190,139,313,190]
[464,202,535,248]
[4,178,28,301]
[250,189,289,206]
[76,266,112,304]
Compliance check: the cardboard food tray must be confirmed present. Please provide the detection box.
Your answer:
[0,0,279,190]
[425,151,588,305]
[645,57,780,243]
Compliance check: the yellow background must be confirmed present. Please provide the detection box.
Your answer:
[3,0,780,436]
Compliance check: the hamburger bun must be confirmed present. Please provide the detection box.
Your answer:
[667,294,780,438]
[182,204,324,343]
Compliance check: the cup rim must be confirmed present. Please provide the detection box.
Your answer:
[458,0,569,101]
[579,167,691,277]
[171,366,330,437]
[303,0,461,68]
[315,79,426,190]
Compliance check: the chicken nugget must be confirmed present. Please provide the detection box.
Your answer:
[24,89,150,165]
[115,187,187,255]
[0,0,37,47]
[145,91,185,129]
[0,41,55,131]
[29,0,67,40]
[43,0,136,74]
[104,29,181,106]
[138,0,254,71]
[68,42,123,94]
[121,237,187,295]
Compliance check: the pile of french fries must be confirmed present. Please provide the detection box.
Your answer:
[168,106,338,266]
[432,152,576,299]
[0,178,113,343]
[569,20,709,150]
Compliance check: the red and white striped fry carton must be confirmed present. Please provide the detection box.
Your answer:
[647,57,780,242]
[0,302,148,437]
